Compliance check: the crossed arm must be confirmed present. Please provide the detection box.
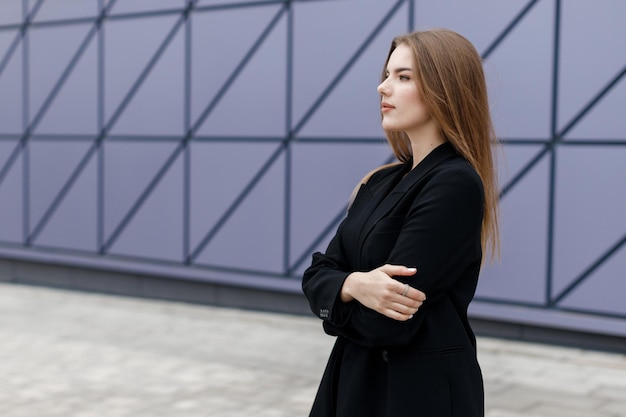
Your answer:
[340,264,425,321]
[302,167,483,347]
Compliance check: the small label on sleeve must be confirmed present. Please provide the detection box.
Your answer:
[319,308,330,318]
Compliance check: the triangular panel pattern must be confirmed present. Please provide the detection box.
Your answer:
[104,14,179,127]
[563,76,626,140]
[477,145,548,304]
[482,0,553,139]
[290,142,390,271]
[0,141,19,173]
[0,150,23,243]
[553,146,626,296]
[0,40,22,134]
[189,142,279,252]
[108,148,184,262]
[193,149,285,273]
[414,0,531,56]
[558,0,626,135]
[35,32,98,135]
[28,23,93,128]
[34,0,97,21]
[196,11,286,137]
[292,0,398,133]
[296,2,407,138]
[557,244,626,316]
[110,17,185,136]
[0,3,21,25]
[29,141,92,232]
[497,143,548,194]
[191,5,283,134]
[0,30,17,60]
[35,150,98,252]
[103,142,179,240]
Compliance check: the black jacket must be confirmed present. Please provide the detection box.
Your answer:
[302,142,485,417]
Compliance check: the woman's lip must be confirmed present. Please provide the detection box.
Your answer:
[381,104,394,112]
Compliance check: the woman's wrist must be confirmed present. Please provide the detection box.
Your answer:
[340,272,358,303]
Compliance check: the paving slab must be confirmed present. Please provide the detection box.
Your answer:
[1,282,625,417]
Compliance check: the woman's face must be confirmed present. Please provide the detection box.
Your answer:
[377,43,432,136]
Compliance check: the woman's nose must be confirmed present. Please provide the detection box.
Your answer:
[377,80,388,96]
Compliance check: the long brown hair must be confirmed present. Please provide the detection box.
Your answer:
[382,29,500,262]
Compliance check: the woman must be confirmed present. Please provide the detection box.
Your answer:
[302,29,499,417]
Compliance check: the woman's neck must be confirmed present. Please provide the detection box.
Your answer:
[408,129,445,168]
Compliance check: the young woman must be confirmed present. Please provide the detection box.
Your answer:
[302,29,499,417]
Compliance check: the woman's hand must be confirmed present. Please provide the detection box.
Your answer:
[340,264,426,321]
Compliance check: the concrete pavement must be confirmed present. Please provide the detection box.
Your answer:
[1,281,625,417]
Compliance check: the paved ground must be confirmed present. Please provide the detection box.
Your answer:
[1,281,625,417]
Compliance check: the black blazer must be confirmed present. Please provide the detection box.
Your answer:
[302,142,485,417]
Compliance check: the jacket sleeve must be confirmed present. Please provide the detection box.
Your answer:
[322,166,484,347]
[301,217,352,324]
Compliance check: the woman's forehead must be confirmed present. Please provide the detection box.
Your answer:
[387,44,413,70]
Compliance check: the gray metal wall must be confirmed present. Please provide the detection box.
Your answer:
[0,0,625,339]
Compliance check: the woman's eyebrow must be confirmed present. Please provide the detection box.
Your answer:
[385,67,414,74]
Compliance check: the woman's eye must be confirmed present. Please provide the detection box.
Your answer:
[399,75,410,81]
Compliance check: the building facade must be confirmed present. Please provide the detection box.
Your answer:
[0,0,625,348]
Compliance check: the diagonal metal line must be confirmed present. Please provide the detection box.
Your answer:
[189,142,287,263]
[25,0,119,243]
[0,0,45,74]
[499,17,625,201]
[0,137,26,187]
[25,0,47,18]
[502,0,613,202]
[289,205,347,274]
[58,1,190,250]
[0,0,48,187]
[551,233,626,306]
[558,65,626,138]
[289,154,396,273]
[102,2,198,252]
[291,0,405,136]
[29,138,101,242]
[29,25,98,131]
[500,58,626,202]
[105,9,187,132]
[407,0,414,31]
[102,141,186,252]
[189,4,286,135]
[0,31,22,76]
[499,144,551,199]
[481,0,540,59]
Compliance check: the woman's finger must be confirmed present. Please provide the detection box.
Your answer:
[382,308,413,321]
[405,286,426,302]
[379,264,417,277]
[389,301,418,316]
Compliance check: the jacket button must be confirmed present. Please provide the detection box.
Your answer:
[381,350,388,362]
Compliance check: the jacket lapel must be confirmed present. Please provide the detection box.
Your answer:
[357,142,458,249]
